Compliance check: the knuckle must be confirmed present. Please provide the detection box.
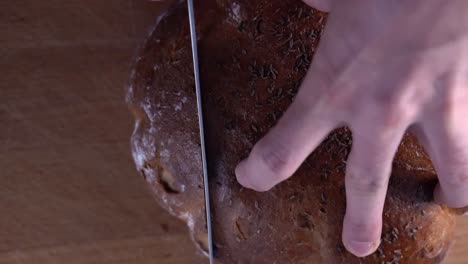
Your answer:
[346,168,387,195]
[256,141,294,181]
[347,219,373,233]
[440,152,468,188]
[441,170,468,188]
[368,93,415,131]
[437,95,458,118]
[378,105,411,130]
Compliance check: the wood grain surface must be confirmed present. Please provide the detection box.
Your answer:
[0,1,466,263]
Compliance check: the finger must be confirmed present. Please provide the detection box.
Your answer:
[303,0,333,12]
[235,93,337,192]
[343,123,406,257]
[235,18,346,193]
[422,112,468,209]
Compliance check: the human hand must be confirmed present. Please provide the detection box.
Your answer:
[236,0,468,257]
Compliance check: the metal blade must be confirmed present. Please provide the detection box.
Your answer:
[187,1,214,263]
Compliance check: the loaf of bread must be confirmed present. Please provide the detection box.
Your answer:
[127,0,456,263]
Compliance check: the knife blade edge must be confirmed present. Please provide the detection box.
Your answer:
[187,1,215,263]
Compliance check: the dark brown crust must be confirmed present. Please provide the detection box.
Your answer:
[127,0,456,263]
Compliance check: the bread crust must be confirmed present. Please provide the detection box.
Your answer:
[127,1,456,263]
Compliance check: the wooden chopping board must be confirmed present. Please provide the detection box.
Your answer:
[0,1,466,263]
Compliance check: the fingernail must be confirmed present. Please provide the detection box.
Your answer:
[346,241,377,257]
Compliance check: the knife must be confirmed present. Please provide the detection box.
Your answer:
[187,1,215,263]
